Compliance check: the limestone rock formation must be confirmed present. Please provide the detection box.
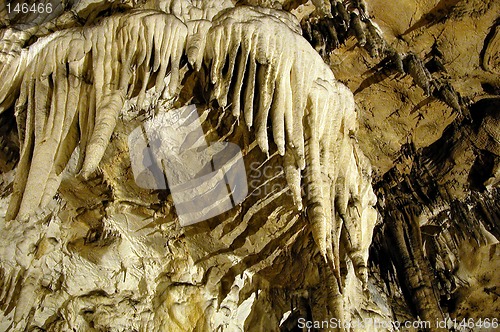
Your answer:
[0,0,498,331]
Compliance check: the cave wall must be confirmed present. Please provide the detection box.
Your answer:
[0,0,499,331]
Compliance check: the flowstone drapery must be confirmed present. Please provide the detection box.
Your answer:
[0,1,377,330]
[2,0,498,331]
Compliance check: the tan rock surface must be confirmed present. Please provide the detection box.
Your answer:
[0,0,498,331]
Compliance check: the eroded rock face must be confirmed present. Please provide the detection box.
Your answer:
[0,0,498,331]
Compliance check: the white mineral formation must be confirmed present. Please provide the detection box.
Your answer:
[1,0,495,331]
[5,10,189,220]
[0,2,377,328]
[2,2,376,292]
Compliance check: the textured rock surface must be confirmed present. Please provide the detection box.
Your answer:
[0,0,498,331]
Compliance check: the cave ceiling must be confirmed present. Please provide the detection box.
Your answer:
[0,0,498,331]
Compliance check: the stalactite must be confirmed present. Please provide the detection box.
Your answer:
[3,5,377,303]
[350,12,365,47]
[5,10,189,221]
[405,53,433,96]
[302,0,467,120]
[0,3,379,327]
[383,200,445,329]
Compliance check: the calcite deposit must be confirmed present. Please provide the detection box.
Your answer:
[0,0,498,331]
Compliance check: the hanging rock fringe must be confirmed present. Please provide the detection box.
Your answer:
[2,7,377,303]
[6,10,188,221]
[205,6,377,287]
